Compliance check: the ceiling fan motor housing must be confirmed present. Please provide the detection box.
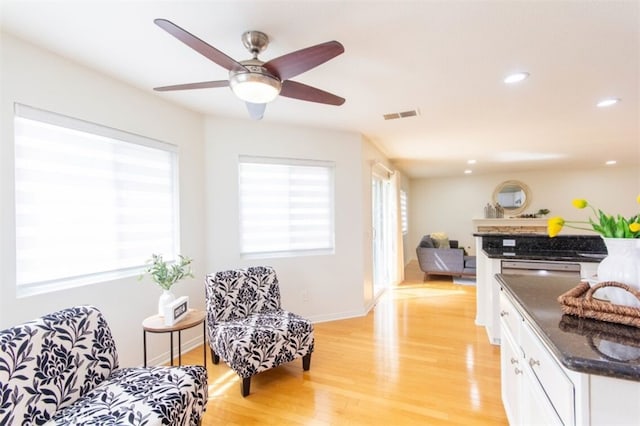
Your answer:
[229,59,282,103]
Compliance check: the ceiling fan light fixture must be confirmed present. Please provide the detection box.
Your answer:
[229,72,282,104]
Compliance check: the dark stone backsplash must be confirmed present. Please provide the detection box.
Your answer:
[480,234,607,254]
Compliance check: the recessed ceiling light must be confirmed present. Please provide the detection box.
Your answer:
[504,72,529,84]
[467,159,477,164]
[464,169,473,174]
[597,98,621,108]
[605,160,617,165]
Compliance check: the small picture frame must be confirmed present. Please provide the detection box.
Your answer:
[164,296,189,326]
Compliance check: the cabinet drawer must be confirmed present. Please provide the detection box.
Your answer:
[521,322,575,426]
[499,292,522,341]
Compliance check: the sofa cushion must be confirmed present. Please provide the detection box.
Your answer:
[430,232,450,248]
[49,365,208,426]
[464,256,477,269]
[418,236,435,248]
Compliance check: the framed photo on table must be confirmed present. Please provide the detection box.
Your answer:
[164,296,189,326]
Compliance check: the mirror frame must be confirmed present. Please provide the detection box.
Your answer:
[492,180,531,215]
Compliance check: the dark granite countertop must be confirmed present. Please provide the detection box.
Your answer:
[483,248,605,262]
[496,274,640,382]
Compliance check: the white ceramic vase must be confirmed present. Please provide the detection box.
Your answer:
[596,237,640,308]
[158,289,176,317]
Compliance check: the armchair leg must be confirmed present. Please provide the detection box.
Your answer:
[210,348,220,364]
[241,377,251,397]
[302,353,311,371]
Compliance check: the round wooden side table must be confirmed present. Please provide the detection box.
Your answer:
[142,309,207,367]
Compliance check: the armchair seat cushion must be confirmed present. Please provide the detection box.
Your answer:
[209,310,314,379]
[50,366,208,426]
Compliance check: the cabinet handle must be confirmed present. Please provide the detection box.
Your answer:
[514,367,523,375]
[500,310,509,317]
[529,358,540,367]
[510,357,519,365]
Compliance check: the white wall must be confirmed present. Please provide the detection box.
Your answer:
[203,117,367,322]
[0,33,206,367]
[408,167,640,261]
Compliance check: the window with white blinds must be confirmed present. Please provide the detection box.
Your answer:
[14,104,179,296]
[239,156,335,256]
[400,190,408,235]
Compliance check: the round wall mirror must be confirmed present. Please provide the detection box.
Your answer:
[492,180,531,215]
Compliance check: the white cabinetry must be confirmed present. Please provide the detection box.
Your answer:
[499,288,640,426]
[500,291,572,425]
[499,305,522,423]
[474,238,501,344]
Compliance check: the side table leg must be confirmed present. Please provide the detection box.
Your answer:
[170,331,174,366]
[178,330,182,366]
[143,330,147,367]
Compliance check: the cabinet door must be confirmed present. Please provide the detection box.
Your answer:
[520,369,563,426]
[500,323,522,425]
[521,322,575,426]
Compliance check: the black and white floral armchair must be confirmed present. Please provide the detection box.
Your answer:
[205,266,314,396]
[0,305,208,425]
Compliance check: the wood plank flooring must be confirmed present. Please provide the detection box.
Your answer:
[181,263,508,425]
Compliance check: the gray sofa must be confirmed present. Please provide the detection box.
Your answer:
[416,235,476,281]
[0,305,208,425]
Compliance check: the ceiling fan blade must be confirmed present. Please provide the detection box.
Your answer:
[154,80,229,92]
[154,19,246,72]
[263,41,344,81]
[246,102,266,120]
[280,80,345,106]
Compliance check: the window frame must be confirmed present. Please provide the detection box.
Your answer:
[13,103,181,297]
[238,155,336,259]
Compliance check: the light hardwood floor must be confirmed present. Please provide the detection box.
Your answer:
[182,263,508,425]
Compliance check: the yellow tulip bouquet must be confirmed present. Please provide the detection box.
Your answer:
[547,195,640,238]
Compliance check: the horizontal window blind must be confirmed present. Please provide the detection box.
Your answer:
[239,157,334,256]
[400,190,408,234]
[14,104,179,293]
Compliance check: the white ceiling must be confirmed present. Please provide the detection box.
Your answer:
[1,0,638,178]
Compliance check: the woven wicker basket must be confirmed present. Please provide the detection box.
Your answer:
[557,281,640,328]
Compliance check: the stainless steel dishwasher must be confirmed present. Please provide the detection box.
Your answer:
[501,260,581,278]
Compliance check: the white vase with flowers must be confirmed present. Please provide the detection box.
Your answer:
[139,254,194,316]
[548,195,640,307]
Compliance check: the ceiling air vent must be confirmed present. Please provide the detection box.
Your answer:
[383,109,420,120]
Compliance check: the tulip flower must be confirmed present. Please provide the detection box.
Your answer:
[547,196,640,238]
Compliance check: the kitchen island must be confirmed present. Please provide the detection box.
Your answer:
[496,274,640,425]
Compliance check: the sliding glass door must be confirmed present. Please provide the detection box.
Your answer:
[372,174,397,296]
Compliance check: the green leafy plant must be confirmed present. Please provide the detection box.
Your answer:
[547,196,640,238]
[139,254,194,290]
